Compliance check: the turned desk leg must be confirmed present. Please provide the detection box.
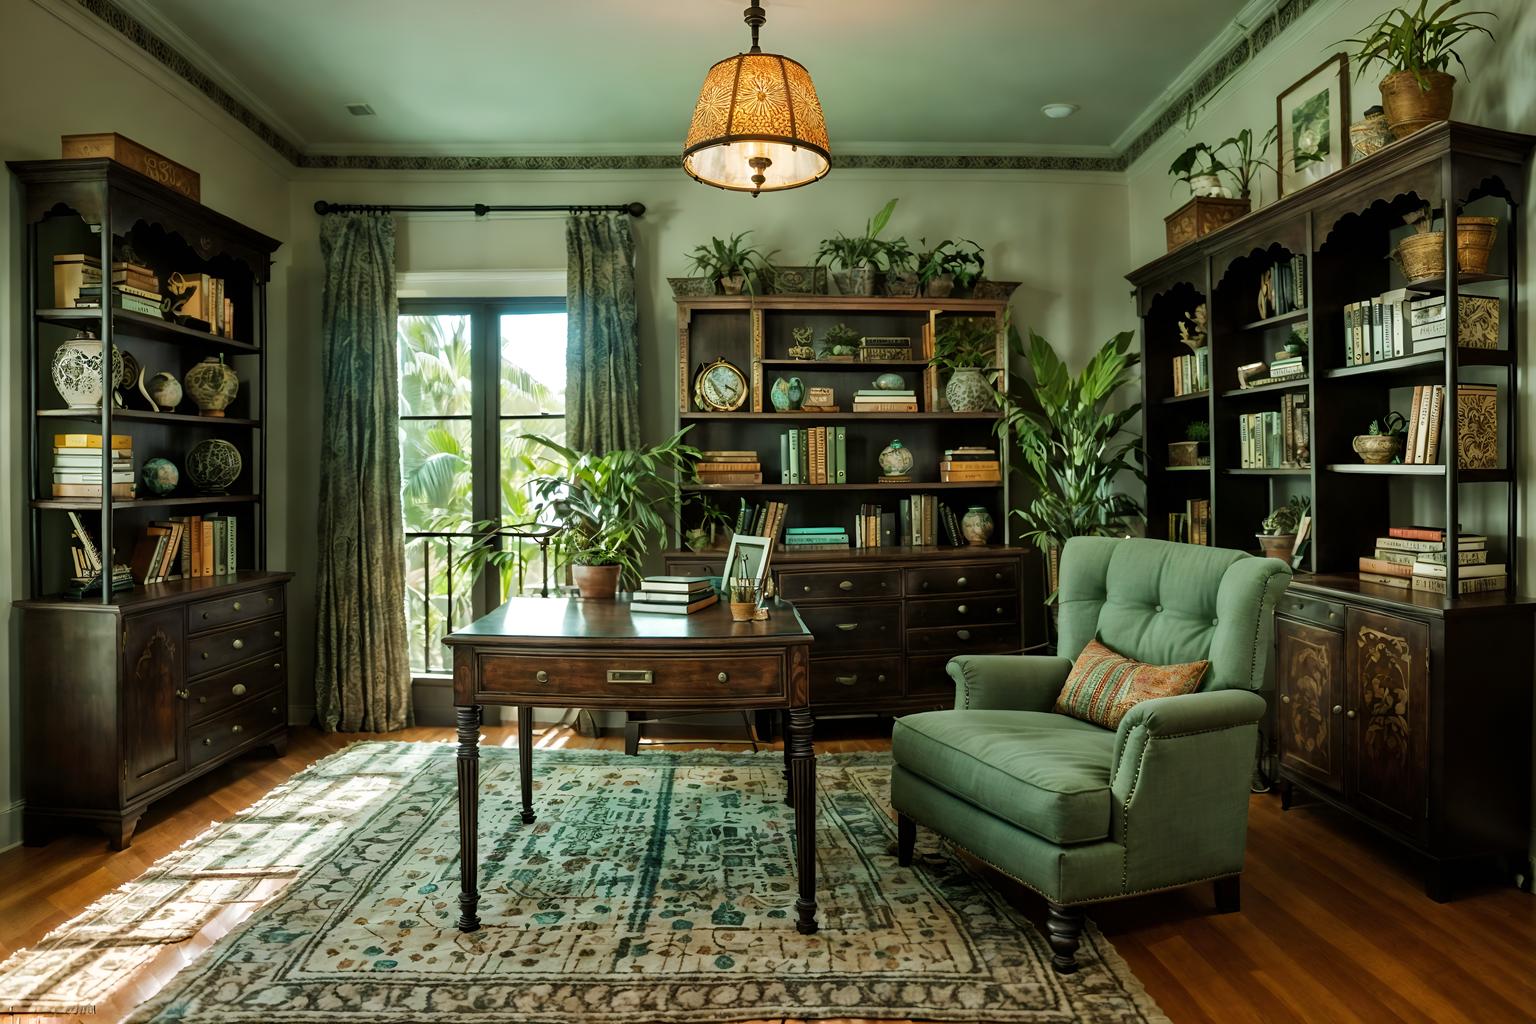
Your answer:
[788,706,818,935]
[455,705,482,933]
[517,706,536,824]
[782,708,793,806]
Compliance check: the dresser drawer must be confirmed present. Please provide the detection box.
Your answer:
[188,696,285,768]
[798,601,902,653]
[188,586,285,633]
[907,621,1021,656]
[905,561,1016,597]
[907,654,964,698]
[478,652,784,701]
[188,616,285,677]
[186,655,286,724]
[1278,592,1344,629]
[809,655,903,705]
[778,569,899,602]
[907,594,1019,629]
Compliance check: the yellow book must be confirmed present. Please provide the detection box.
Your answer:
[53,433,132,450]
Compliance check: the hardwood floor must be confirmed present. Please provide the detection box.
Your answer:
[1,720,1532,1024]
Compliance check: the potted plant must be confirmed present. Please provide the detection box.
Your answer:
[1352,410,1409,464]
[817,198,898,296]
[1343,0,1496,139]
[1169,142,1232,198]
[1000,325,1144,600]
[683,494,734,552]
[878,237,920,296]
[683,231,776,295]
[1257,495,1311,563]
[916,240,955,297]
[1284,326,1309,357]
[1214,127,1277,201]
[1168,420,1209,468]
[818,322,861,360]
[943,239,986,296]
[931,315,1001,412]
[522,429,697,598]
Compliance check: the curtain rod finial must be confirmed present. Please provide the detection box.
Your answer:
[627,202,646,218]
[313,200,331,215]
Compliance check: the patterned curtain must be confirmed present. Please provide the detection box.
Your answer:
[566,213,640,453]
[314,213,412,732]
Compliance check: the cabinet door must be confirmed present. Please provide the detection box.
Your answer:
[122,608,186,799]
[1275,617,1345,793]
[1344,607,1429,838]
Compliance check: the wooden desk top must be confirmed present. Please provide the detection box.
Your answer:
[444,595,813,648]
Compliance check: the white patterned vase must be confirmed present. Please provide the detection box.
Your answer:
[961,506,995,546]
[878,440,914,477]
[945,367,993,412]
[51,332,123,408]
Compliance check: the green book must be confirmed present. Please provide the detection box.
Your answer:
[780,433,790,484]
[788,429,799,484]
[835,426,847,483]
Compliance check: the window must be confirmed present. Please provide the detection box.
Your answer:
[397,299,566,675]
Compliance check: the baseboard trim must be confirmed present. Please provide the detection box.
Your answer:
[0,798,24,853]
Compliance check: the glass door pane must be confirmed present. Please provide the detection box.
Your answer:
[498,309,567,597]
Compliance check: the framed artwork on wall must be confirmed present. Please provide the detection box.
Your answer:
[1276,54,1350,197]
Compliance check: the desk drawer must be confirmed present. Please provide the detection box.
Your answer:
[907,621,1020,656]
[779,569,899,601]
[810,655,903,705]
[905,561,1015,597]
[479,652,784,700]
[188,697,284,768]
[186,655,286,724]
[1279,593,1344,629]
[907,594,1018,629]
[188,616,285,677]
[798,601,901,654]
[188,586,284,633]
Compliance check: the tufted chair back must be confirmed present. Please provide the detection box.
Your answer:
[1055,537,1292,691]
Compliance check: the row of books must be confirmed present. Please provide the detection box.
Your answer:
[64,510,133,597]
[853,504,895,548]
[631,576,718,615]
[168,271,237,338]
[1256,254,1307,320]
[783,526,849,552]
[898,494,953,547]
[1400,384,1499,468]
[939,447,1001,484]
[1171,349,1210,396]
[732,499,787,542]
[129,513,239,584]
[696,450,762,486]
[53,432,134,498]
[1357,528,1506,594]
[852,388,918,414]
[1339,291,1499,367]
[1169,499,1210,546]
[55,254,237,339]
[779,427,847,484]
[1237,395,1310,469]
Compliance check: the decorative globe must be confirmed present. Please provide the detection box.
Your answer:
[872,372,906,390]
[184,356,239,417]
[146,371,183,411]
[50,332,124,409]
[185,439,242,494]
[878,439,914,477]
[141,457,179,496]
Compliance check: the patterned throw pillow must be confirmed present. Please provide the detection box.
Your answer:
[1054,638,1209,729]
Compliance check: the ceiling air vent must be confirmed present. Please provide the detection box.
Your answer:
[346,103,376,117]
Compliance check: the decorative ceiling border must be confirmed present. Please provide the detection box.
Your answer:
[74,0,1315,175]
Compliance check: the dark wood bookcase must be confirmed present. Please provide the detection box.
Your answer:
[663,295,1046,718]
[1128,123,1535,897]
[9,159,290,848]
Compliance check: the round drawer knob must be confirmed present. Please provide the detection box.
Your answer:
[718,672,729,683]
[996,606,1004,615]
[1346,710,1357,719]
[231,724,243,735]
[957,629,971,641]
[271,706,279,714]
[233,601,242,611]
[877,674,886,683]
[803,585,811,593]
[232,683,247,696]
[921,581,930,590]
[1281,695,1291,704]
[232,638,244,651]
[202,653,209,660]
[838,580,853,591]
[266,597,274,605]
[201,612,209,620]
[995,572,1003,581]
[956,577,968,587]
[957,604,968,614]
[202,738,213,747]
[198,696,207,704]
[1332,705,1343,715]
[273,662,282,670]
[535,670,549,683]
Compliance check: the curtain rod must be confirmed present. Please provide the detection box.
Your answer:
[312,200,645,217]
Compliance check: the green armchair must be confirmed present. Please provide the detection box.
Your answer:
[891,536,1291,973]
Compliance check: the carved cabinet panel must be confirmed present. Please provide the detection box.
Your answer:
[122,608,186,799]
[1275,617,1345,793]
[1344,608,1429,839]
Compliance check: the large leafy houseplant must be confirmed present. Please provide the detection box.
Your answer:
[816,198,898,295]
[685,231,776,295]
[1342,1,1496,136]
[999,328,1144,599]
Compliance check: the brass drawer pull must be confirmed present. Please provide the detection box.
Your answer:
[266,596,274,605]
[273,662,282,670]
[838,579,854,591]
[271,705,280,714]
[717,671,729,683]
[232,638,244,651]
[233,601,242,611]
[232,683,247,696]
[835,623,858,631]
[803,585,811,593]
[273,630,281,639]
[607,669,653,684]
[957,604,968,614]
[956,576,968,588]
[202,737,213,747]
[1281,694,1291,704]
[198,696,207,704]
[995,572,1003,581]
[231,724,243,735]
[835,674,858,686]
[1345,709,1357,719]
[957,629,971,640]
[1332,705,1343,715]
[535,670,549,683]
[877,673,887,683]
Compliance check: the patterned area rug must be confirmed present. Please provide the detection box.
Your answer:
[0,743,1166,1023]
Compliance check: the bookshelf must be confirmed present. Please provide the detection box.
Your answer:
[9,158,290,848]
[1129,122,1535,898]
[663,293,1046,719]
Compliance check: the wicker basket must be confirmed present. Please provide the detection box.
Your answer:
[1456,216,1499,275]
[1395,231,1445,282]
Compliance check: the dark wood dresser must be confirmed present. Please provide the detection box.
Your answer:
[19,571,293,849]
[664,546,1044,714]
[1274,575,1534,899]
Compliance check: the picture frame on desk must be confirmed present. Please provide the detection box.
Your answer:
[723,533,773,599]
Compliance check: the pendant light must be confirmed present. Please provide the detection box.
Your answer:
[683,2,831,196]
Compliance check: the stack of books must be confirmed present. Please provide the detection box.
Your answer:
[939,447,1000,483]
[854,504,896,548]
[1169,499,1210,545]
[1402,385,1446,465]
[1237,396,1309,469]
[783,526,849,552]
[64,511,134,597]
[53,432,134,498]
[168,271,236,338]
[631,576,719,615]
[1237,349,1307,389]
[54,254,161,316]
[130,520,188,584]
[733,499,787,542]
[852,388,918,413]
[1359,528,1504,594]
[780,427,846,484]
[165,513,237,577]
[1171,349,1210,396]
[1409,295,1500,353]
[695,450,762,486]
[898,494,951,546]
[1341,287,1428,365]
[1256,254,1307,319]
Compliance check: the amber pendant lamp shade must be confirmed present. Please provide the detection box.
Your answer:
[683,3,830,196]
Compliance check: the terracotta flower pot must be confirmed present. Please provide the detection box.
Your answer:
[1380,69,1454,140]
[1256,533,1296,564]
[572,564,620,599]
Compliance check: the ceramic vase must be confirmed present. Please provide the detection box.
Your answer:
[878,439,914,478]
[141,457,179,496]
[51,331,123,408]
[945,367,993,412]
[145,371,183,411]
[770,376,804,412]
[184,356,239,417]
[961,506,995,546]
[185,438,242,493]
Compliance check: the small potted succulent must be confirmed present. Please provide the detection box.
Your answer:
[931,315,1001,412]
[878,237,920,297]
[1257,495,1311,563]
[817,198,897,296]
[682,231,776,295]
[1284,326,1308,357]
[819,322,861,360]
[1168,420,1209,468]
[1343,0,1497,139]
[1352,410,1409,464]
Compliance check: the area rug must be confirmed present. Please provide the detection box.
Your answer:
[0,743,1166,1023]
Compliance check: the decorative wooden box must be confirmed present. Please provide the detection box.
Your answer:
[60,132,200,201]
[1165,196,1250,252]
